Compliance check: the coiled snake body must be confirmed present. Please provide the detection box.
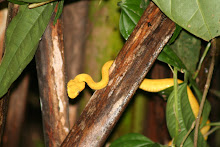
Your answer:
[67,60,210,139]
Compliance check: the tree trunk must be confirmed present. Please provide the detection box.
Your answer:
[35,12,69,147]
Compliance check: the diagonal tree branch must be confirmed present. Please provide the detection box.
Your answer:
[61,2,176,147]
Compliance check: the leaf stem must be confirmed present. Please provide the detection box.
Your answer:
[193,42,211,79]
[173,67,179,137]
[204,126,220,138]
[194,40,216,147]
[28,0,56,9]
[210,89,220,98]
[205,122,220,126]
[180,121,195,147]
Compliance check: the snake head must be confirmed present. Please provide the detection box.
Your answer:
[67,79,85,99]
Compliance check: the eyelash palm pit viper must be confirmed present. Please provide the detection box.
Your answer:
[67,60,210,140]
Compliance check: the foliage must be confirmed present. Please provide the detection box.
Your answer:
[119,0,220,41]
[166,84,207,146]
[0,0,64,98]
[7,0,27,5]
[110,133,165,147]
[0,0,219,146]
[117,0,148,40]
[53,0,64,25]
[0,4,56,97]
[153,0,220,41]
[114,0,219,146]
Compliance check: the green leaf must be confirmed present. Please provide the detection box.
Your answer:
[118,0,146,40]
[166,84,207,146]
[158,30,201,75]
[157,45,186,71]
[152,0,220,41]
[0,4,56,98]
[190,78,211,128]
[8,0,27,5]
[169,30,201,74]
[151,143,166,147]
[110,133,154,147]
[140,0,150,10]
[53,0,64,25]
[158,84,185,101]
[168,24,182,44]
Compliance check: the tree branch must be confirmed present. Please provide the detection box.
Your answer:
[61,2,175,147]
[35,12,69,146]
[194,39,216,147]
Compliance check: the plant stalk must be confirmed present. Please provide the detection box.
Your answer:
[194,40,216,147]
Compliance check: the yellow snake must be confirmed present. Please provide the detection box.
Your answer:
[67,60,210,139]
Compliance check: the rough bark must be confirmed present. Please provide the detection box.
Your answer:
[35,13,69,146]
[63,0,89,128]
[61,2,175,147]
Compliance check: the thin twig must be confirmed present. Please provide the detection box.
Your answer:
[204,126,220,138]
[194,39,216,147]
[168,64,174,74]
[174,67,180,137]
[193,42,211,79]
[180,121,196,147]
[205,122,220,126]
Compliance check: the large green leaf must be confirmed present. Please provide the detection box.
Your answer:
[118,0,201,74]
[8,0,27,5]
[110,133,165,147]
[0,4,56,98]
[168,24,182,44]
[118,0,148,40]
[153,0,220,41]
[169,30,201,74]
[157,45,186,72]
[166,84,207,146]
[190,79,211,128]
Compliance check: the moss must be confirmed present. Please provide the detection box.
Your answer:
[85,0,123,80]
[82,1,148,143]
